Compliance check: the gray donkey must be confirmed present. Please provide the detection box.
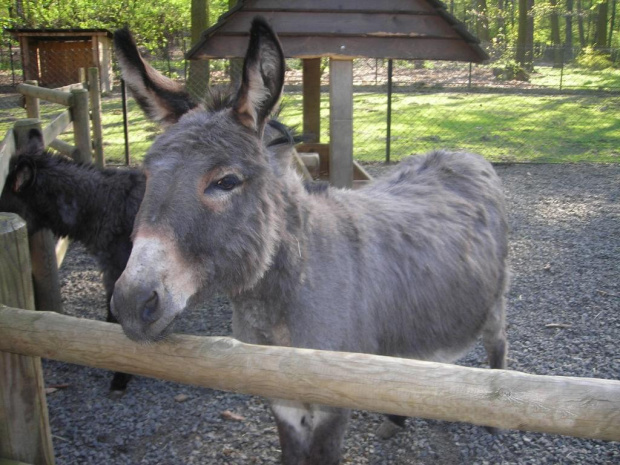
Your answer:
[111,18,509,465]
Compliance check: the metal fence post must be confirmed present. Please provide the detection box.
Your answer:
[121,79,131,165]
[386,59,393,163]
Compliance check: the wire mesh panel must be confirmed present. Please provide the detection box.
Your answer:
[0,41,618,165]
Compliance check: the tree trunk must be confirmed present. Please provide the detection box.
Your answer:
[595,0,609,49]
[610,0,617,47]
[565,0,574,60]
[577,0,586,47]
[516,0,534,70]
[550,0,563,67]
[475,0,491,42]
[497,0,506,42]
[228,0,243,87]
[187,0,210,102]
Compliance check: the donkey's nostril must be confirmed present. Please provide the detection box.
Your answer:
[141,291,160,324]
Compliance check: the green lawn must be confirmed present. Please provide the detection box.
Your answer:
[280,91,620,163]
[2,88,618,164]
[529,65,620,91]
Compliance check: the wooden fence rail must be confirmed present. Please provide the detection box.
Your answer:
[1,305,619,444]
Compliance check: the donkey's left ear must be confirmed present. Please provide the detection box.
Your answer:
[114,27,197,127]
[233,17,285,136]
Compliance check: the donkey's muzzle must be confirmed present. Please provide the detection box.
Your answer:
[111,283,171,343]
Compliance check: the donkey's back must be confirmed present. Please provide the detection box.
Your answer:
[292,150,508,365]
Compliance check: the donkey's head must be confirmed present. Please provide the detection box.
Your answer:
[111,18,287,342]
[0,129,52,234]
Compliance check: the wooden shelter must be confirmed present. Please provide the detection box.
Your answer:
[187,0,488,187]
[7,28,113,92]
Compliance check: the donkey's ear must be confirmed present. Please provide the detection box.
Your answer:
[11,157,36,193]
[23,128,45,155]
[233,17,285,136]
[114,27,197,127]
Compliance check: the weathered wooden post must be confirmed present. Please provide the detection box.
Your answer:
[70,88,92,164]
[302,58,321,143]
[24,80,40,120]
[329,58,353,188]
[13,119,63,313]
[0,213,55,465]
[88,67,104,168]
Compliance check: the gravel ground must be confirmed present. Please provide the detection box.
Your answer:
[44,162,619,464]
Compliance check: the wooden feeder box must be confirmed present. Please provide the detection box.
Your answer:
[7,28,114,92]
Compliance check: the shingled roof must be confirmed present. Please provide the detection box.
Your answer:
[187,0,488,63]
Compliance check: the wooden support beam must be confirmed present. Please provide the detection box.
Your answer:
[1,306,619,443]
[13,120,63,314]
[41,110,72,147]
[0,215,55,465]
[23,81,40,120]
[0,129,16,194]
[302,58,321,142]
[329,59,353,188]
[17,84,72,107]
[70,88,92,164]
[88,68,105,169]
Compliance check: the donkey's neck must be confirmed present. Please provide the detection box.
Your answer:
[230,179,311,345]
[34,161,141,246]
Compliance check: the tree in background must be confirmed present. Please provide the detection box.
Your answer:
[187,0,210,101]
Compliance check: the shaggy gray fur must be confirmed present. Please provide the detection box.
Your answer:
[111,17,509,465]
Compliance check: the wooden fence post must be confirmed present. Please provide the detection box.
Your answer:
[88,67,104,169]
[70,88,92,164]
[0,213,55,465]
[13,119,63,313]
[329,58,354,188]
[24,80,40,120]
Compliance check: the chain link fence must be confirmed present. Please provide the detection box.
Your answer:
[1,39,618,165]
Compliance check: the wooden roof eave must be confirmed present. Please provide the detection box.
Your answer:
[185,0,489,63]
[192,35,487,62]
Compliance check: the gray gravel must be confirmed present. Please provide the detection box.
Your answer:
[46,162,619,464]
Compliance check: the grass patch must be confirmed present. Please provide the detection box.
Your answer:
[530,65,620,91]
[280,91,620,163]
[1,89,618,164]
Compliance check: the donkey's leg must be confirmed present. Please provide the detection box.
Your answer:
[272,400,350,465]
[376,414,407,439]
[481,297,508,434]
[482,297,508,370]
[106,295,133,395]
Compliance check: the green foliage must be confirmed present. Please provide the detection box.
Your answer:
[492,58,530,81]
[576,47,615,70]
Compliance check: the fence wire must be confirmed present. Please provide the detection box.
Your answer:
[1,42,618,165]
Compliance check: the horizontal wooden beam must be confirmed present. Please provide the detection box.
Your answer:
[243,0,436,13]
[193,36,485,61]
[42,110,73,147]
[17,84,72,107]
[217,12,459,39]
[0,306,619,442]
[0,129,16,194]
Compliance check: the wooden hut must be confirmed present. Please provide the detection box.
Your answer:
[7,28,113,92]
[187,0,488,187]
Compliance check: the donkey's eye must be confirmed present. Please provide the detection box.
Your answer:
[213,175,241,191]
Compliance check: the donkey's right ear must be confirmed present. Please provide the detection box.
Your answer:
[23,128,45,155]
[11,157,36,193]
[233,17,285,136]
[114,27,198,127]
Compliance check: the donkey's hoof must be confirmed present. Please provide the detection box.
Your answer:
[376,418,404,439]
[484,426,501,435]
[107,389,126,400]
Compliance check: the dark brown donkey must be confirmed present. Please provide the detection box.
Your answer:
[111,18,509,465]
